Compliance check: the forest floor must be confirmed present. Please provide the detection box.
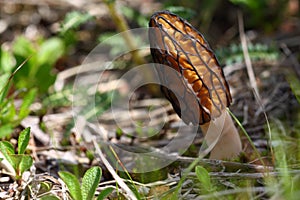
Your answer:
[0,0,300,199]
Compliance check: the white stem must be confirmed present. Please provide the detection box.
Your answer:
[200,111,242,160]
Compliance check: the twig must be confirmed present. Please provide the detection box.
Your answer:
[189,169,300,179]
[21,116,50,146]
[98,176,177,188]
[103,0,145,66]
[102,0,162,95]
[237,11,259,96]
[237,10,274,165]
[194,186,270,199]
[255,83,290,116]
[92,138,138,200]
[95,138,273,173]
[54,60,109,91]
[176,155,273,173]
[223,62,246,76]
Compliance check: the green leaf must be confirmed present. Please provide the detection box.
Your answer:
[0,141,14,154]
[0,49,15,73]
[13,36,36,57]
[35,63,56,93]
[9,154,22,172]
[19,89,37,119]
[195,166,212,191]
[39,181,52,193]
[39,195,61,200]
[19,155,33,174]
[0,74,10,103]
[37,37,64,66]
[59,171,82,200]
[0,124,13,138]
[229,0,261,9]
[18,127,31,154]
[81,166,102,200]
[0,141,15,170]
[0,100,16,124]
[97,187,114,200]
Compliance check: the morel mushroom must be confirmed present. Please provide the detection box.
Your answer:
[149,10,242,159]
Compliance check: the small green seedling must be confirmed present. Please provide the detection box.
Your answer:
[59,166,113,200]
[0,127,33,180]
[195,166,214,194]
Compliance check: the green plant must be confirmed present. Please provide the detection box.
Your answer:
[258,72,300,199]
[12,36,64,94]
[59,11,94,47]
[42,85,73,108]
[216,42,279,66]
[263,119,300,200]
[59,166,113,200]
[0,46,24,102]
[195,166,214,194]
[76,90,114,121]
[0,47,15,100]
[0,54,37,137]
[0,88,36,137]
[0,127,33,180]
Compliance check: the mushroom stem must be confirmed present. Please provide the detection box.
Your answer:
[200,111,242,160]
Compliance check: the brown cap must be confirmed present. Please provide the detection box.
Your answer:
[149,10,232,125]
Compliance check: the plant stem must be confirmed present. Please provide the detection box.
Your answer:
[200,111,242,159]
[103,0,145,65]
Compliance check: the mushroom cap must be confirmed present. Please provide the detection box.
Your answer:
[149,10,232,125]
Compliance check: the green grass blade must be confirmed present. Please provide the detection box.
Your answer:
[171,155,205,199]
[97,187,114,200]
[108,145,141,199]
[227,108,268,165]
[0,57,30,104]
